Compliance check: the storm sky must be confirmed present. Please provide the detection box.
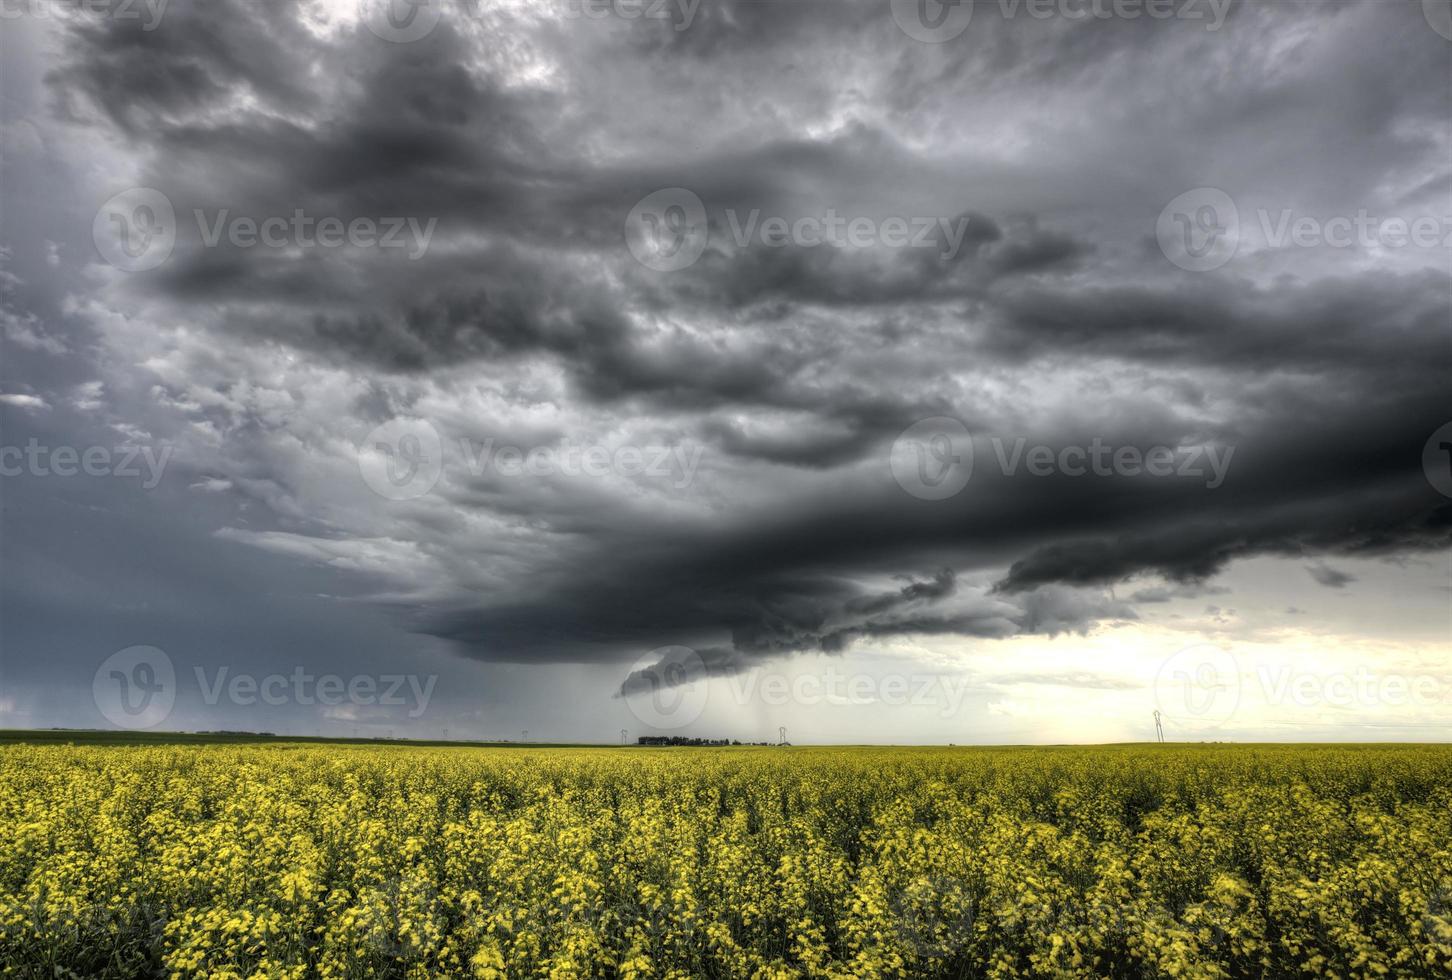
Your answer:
[1,0,1449,743]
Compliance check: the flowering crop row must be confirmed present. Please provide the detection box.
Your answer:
[2,743,1450,977]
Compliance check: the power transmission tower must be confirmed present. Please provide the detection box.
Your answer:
[521,729,528,744]
[620,728,628,745]
[1154,709,1165,744]
[778,725,788,746]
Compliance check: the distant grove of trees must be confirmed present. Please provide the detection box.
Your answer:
[635,736,780,747]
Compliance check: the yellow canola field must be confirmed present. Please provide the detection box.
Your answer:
[2,743,1451,978]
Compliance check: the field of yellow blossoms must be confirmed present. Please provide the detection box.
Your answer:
[2,741,1450,978]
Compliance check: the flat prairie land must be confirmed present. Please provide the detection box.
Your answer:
[3,739,1450,978]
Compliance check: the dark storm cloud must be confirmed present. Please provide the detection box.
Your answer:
[616,645,747,698]
[1306,562,1357,589]
[1128,582,1229,604]
[7,0,1449,698]
[612,583,1132,696]
[982,271,1450,375]
[46,7,1102,381]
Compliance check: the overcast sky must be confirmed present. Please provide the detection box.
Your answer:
[1,0,1449,744]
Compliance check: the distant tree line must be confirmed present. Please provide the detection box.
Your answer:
[634,736,778,747]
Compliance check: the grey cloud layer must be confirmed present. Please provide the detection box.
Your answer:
[4,0,1449,692]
